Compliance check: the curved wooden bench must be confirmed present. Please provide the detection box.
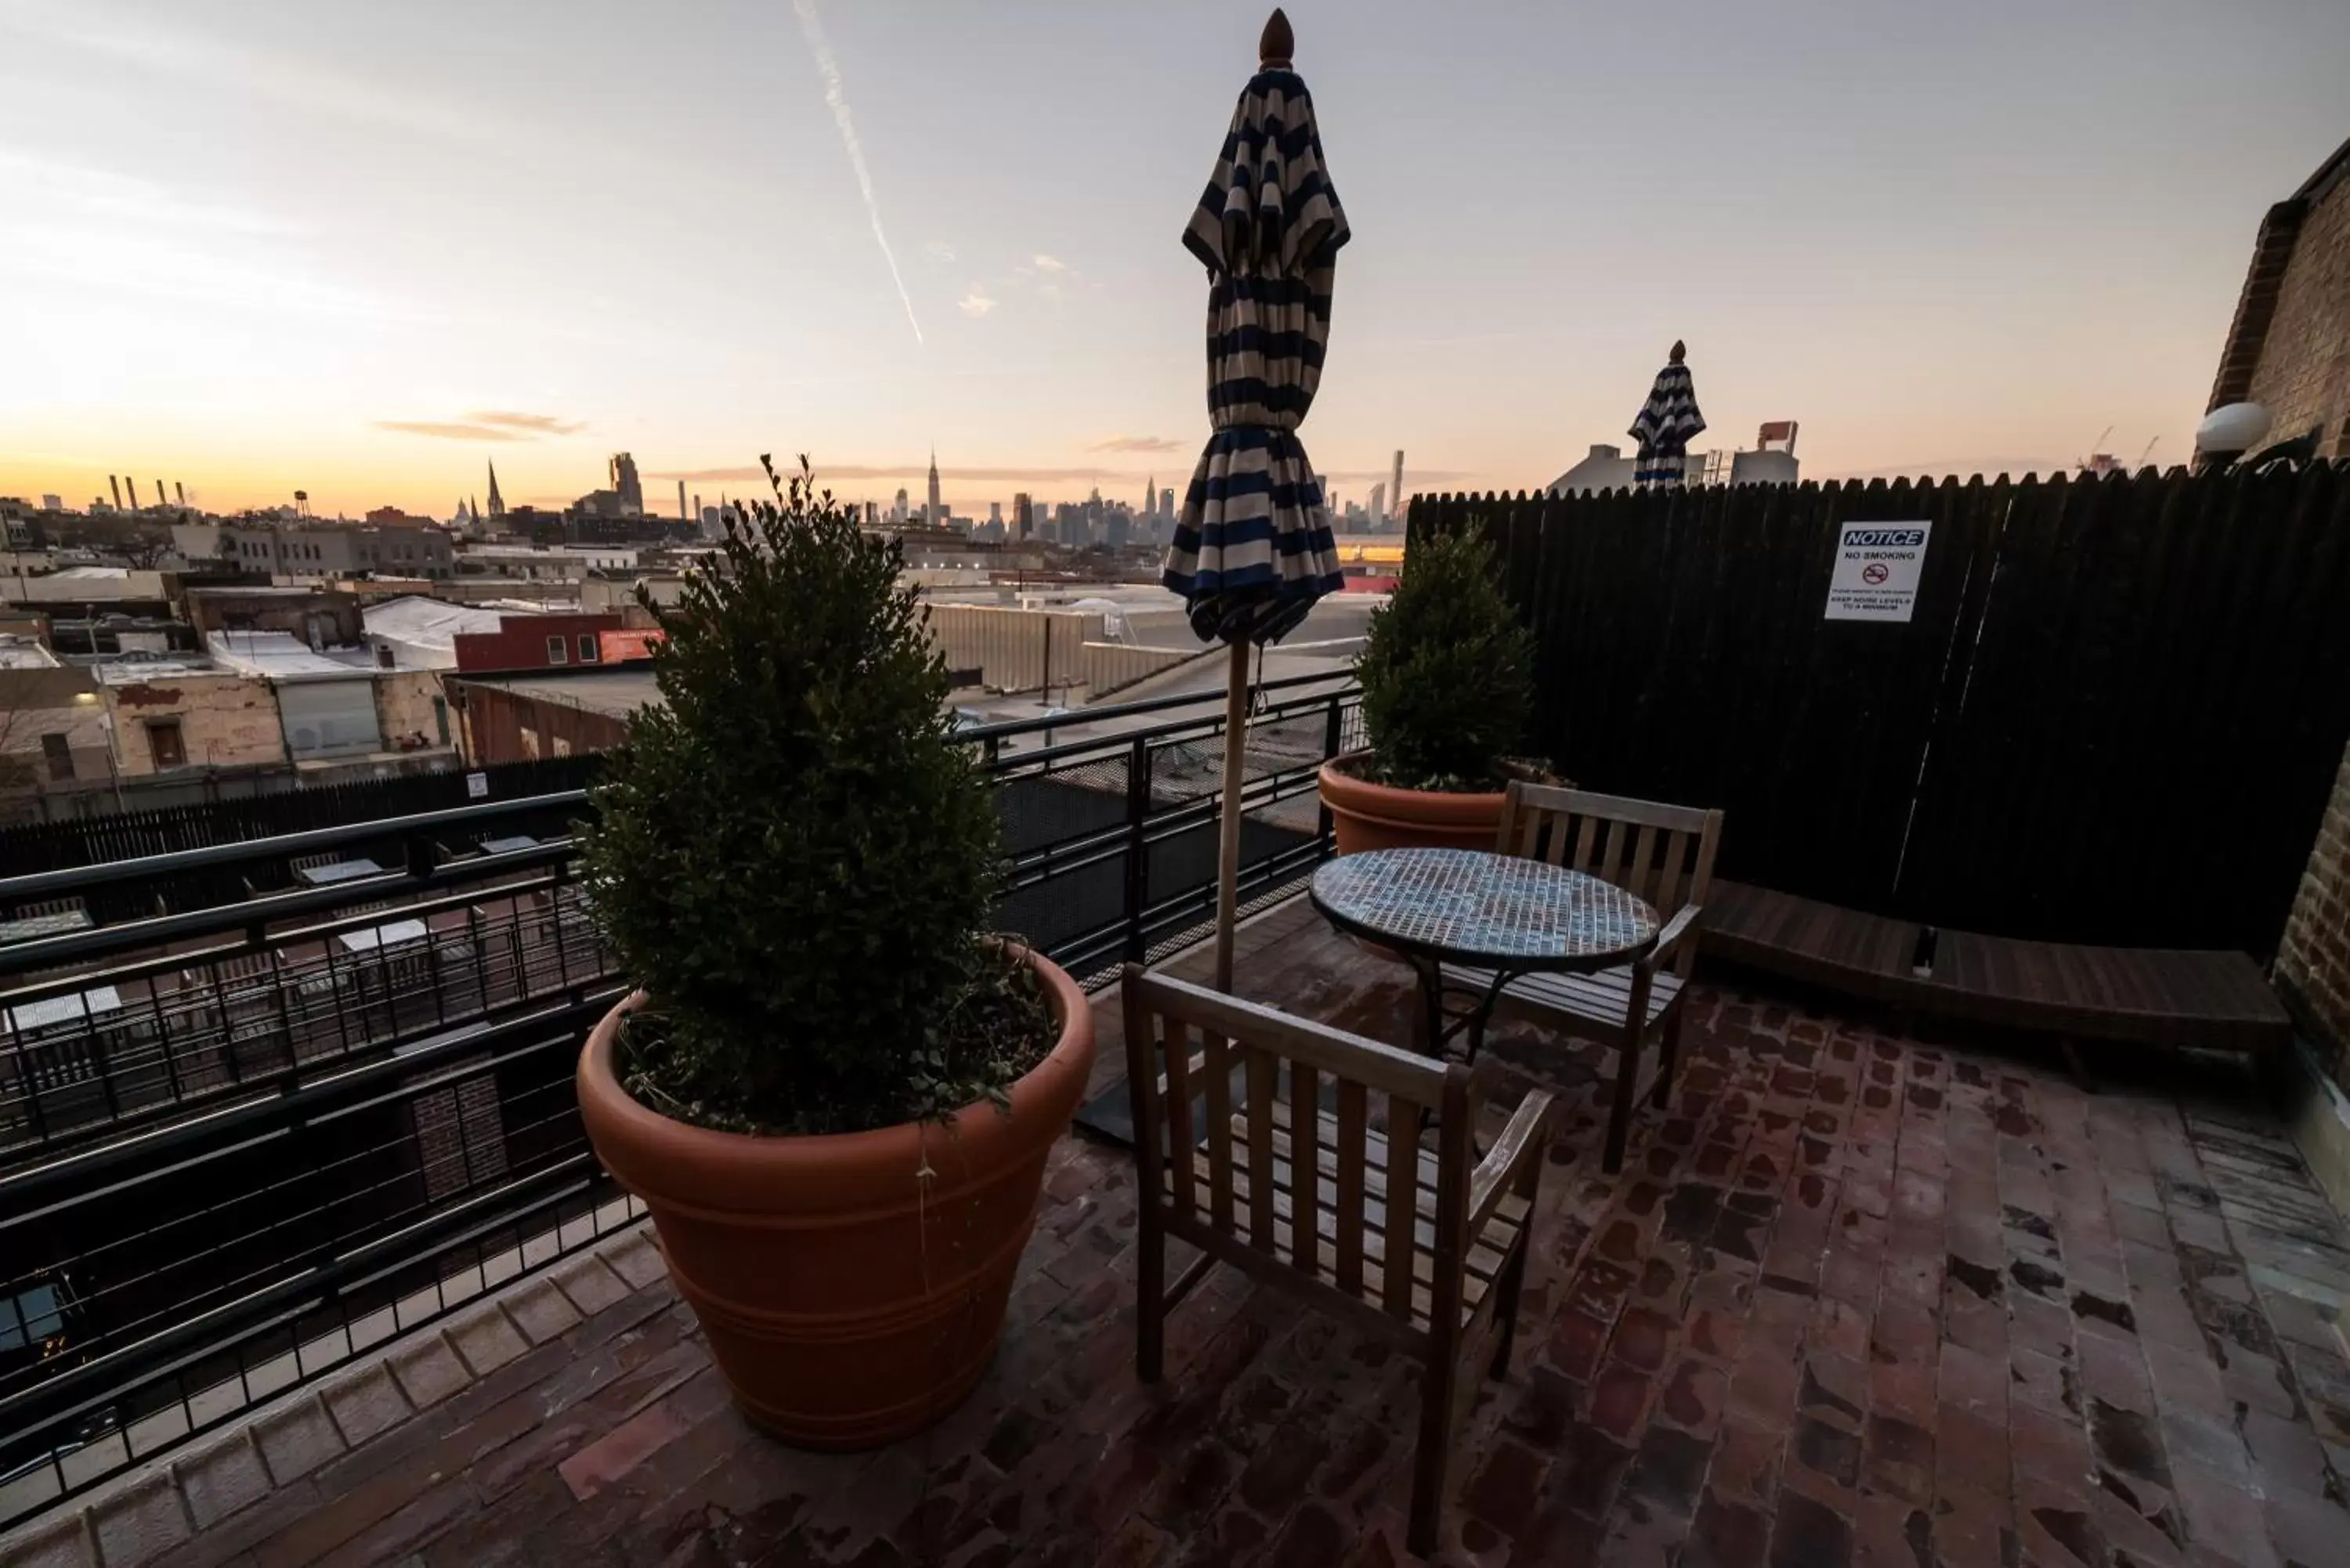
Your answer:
[1705,880,2290,1056]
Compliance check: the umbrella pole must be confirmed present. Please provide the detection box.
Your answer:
[1214,637,1249,991]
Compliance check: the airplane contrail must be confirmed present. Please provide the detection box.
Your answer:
[792,0,923,345]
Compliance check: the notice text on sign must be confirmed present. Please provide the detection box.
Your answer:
[1825,520,1932,623]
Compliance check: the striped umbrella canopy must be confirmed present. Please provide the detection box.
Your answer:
[1163,9,1350,991]
[1162,8,1350,648]
[1630,341,1707,489]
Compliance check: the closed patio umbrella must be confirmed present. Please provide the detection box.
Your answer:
[1162,6,1350,989]
[1631,340,1707,488]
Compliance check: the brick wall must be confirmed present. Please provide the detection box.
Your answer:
[2278,737,2350,1086]
[103,673,287,774]
[2210,137,2350,459]
[457,683,629,764]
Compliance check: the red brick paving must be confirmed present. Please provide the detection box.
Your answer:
[20,898,2350,1568]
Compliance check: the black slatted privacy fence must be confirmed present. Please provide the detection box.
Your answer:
[1410,462,2350,957]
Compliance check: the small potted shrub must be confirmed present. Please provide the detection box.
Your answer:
[574,457,1090,1447]
[1320,526,1539,853]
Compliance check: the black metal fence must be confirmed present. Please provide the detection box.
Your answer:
[0,755,601,923]
[0,674,1360,1527]
[1413,462,2350,956]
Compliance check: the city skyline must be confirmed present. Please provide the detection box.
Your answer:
[3,1,2346,516]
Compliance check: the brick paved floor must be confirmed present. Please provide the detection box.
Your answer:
[12,898,2350,1568]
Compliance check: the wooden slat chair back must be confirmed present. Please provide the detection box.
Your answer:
[1122,966,1553,1556]
[1472,782,1725,1173]
[1495,784,1722,978]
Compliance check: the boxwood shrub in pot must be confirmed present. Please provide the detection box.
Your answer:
[573,456,1093,1447]
[1319,526,1541,853]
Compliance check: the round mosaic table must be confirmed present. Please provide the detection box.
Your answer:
[1310,847,1660,1066]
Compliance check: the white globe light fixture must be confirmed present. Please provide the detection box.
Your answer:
[2196,402,2272,459]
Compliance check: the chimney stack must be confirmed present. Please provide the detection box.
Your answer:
[175,481,186,506]
[108,476,122,510]
[125,476,139,511]
[156,479,167,509]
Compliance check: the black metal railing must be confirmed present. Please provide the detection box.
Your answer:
[0,674,1360,1529]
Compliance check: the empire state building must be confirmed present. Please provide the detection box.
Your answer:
[926,449,942,527]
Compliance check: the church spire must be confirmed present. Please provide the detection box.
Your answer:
[486,460,505,518]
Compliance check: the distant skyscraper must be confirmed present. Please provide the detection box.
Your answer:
[1013,491,1033,538]
[1144,475,1154,515]
[1160,486,1174,522]
[1367,482,1386,524]
[41,493,61,511]
[486,461,506,518]
[678,479,689,521]
[1314,474,1330,511]
[1390,450,1404,520]
[989,501,1003,527]
[926,449,942,526]
[893,487,909,524]
[609,453,644,516]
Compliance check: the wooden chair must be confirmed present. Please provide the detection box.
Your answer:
[1467,782,1723,1175]
[1122,966,1554,1556]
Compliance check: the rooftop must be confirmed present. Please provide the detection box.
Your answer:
[461,666,664,719]
[0,635,58,670]
[204,629,378,681]
[15,898,2348,1567]
[92,654,222,685]
[362,594,508,659]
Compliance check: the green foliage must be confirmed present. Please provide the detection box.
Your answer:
[1354,527,1535,793]
[579,457,1052,1136]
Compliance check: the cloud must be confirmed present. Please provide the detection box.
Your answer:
[8,4,521,152]
[1089,435,1183,454]
[793,0,922,345]
[0,147,403,324]
[1032,255,1068,274]
[470,410,585,435]
[374,410,583,442]
[957,286,998,317]
[924,240,956,265]
[373,421,531,442]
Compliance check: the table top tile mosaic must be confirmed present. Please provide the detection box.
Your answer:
[1310,847,1658,966]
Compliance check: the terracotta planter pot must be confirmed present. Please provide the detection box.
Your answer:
[576,949,1095,1448]
[1318,750,1506,856]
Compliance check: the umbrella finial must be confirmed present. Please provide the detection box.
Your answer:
[1669,340,1687,365]
[1260,8,1293,65]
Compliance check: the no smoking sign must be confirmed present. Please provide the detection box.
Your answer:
[1825,522,1932,622]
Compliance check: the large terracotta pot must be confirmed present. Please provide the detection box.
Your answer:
[576,948,1095,1448]
[1318,750,1506,856]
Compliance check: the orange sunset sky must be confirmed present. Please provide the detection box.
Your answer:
[3,0,2345,518]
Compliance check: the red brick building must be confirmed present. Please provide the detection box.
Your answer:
[2247,138,2350,1096]
[2208,133,2350,460]
[450,669,654,762]
[451,613,627,674]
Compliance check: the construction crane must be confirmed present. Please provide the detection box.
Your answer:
[2073,425,2118,475]
[2135,435,2160,471]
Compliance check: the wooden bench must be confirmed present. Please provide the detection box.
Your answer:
[1122,966,1554,1556]
[1704,880,2292,1065]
